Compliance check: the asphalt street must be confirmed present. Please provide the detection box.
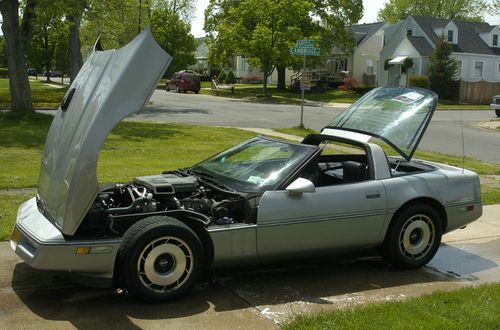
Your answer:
[128,90,500,163]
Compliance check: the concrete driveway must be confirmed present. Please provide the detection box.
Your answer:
[1,205,499,329]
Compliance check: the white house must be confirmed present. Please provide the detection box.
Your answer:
[379,16,500,86]
[326,22,388,85]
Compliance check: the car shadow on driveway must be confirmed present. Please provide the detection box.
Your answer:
[9,243,497,327]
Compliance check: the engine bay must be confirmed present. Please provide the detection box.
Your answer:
[75,171,258,238]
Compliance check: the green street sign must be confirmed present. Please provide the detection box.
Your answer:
[290,47,320,56]
[296,39,315,47]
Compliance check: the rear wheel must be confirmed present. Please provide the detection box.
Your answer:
[383,203,442,269]
[119,216,204,301]
[194,89,200,94]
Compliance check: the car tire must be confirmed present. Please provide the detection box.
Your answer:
[176,85,180,93]
[118,216,204,301]
[496,109,500,117]
[382,203,442,269]
[165,84,170,92]
[194,89,200,94]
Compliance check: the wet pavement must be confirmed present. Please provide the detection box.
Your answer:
[0,205,498,329]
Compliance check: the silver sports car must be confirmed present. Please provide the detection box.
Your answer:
[10,30,482,301]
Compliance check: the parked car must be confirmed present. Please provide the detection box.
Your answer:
[10,30,482,302]
[51,70,63,78]
[166,70,201,94]
[491,95,500,117]
[27,68,37,76]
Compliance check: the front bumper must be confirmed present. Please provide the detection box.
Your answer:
[10,198,121,283]
[490,103,500,109]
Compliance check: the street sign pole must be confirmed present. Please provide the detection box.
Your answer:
[300,54,306,128]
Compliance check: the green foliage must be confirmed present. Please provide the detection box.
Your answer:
[217,71,226,83]
[401,57,413,74]
[150,7,197,76]
[351,85,376,95]
[205,0,363,94]
[0,68,8,78]
[428,37,458,100]
[378,0,489,23]
[0,37,6,68]
[225,70,236,84]
[384,58,390,71]
[408,75,429,89]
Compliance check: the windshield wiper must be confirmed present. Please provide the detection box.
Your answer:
[188,169,237,192]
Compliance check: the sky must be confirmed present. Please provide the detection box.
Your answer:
[1,0,499,37]
[190,0,500,37]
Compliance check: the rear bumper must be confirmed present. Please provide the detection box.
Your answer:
[444,201,483,232]
[10,198,121,284]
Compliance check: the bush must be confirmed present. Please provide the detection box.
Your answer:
[351,84,376,95]
[408,75,429,89]
[225,70,236,84]
[217,71,226,83]
[242,75,263,84]
[0,68,8,78]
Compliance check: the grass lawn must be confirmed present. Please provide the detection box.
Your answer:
[200,84,361,105]
[283,283,500,329]
[0,112,256,239]
[274,126,500,204]
[0,78,68,109]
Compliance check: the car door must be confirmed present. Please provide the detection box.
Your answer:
[256,180,388,261]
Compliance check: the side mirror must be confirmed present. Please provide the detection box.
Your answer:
[285,178,316,194]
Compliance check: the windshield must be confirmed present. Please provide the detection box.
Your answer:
[325,87,437,160]
[192,137,316,192]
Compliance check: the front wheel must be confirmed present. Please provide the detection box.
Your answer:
[118,216,204,301]
[382,204,442,269]
[495,109,500,117]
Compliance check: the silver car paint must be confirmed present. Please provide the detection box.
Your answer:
[37,29,171,236]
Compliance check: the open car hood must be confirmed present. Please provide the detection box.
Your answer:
[37,29,171,236]
[323,87,437,160]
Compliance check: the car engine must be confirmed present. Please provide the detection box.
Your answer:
[75,171,257,238]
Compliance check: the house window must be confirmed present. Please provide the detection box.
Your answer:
[473,61,483,79]
[455,60,462,79]
[407,29,413,36]
[447,30,454,43]
[366,59,374,74]
[493,34,498,47]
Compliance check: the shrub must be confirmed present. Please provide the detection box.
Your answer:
[225,70,236,84]
[351,84,376,95]
[408,75,429,89]
[242,75,263,84]
[217,71,226,83]
[0,68,8,78]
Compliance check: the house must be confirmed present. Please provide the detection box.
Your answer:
[326,22,388,85]
[187,37,211,76]
[379,15,500,86]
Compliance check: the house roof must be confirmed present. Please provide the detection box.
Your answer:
[350,22,386,46]
[407,36,434,56]
[411,15,500,56]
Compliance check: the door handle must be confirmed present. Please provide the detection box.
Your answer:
[365,191,381,199]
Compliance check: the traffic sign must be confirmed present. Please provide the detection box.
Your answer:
[296,40,315,47]
[290,47,320,56]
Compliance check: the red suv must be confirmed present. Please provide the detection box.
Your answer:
[166,71,201,94]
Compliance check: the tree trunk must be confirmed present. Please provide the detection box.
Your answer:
[67,12,83,82]
[0,0,34,112]
[20,0,36,54]
[276,65,286,91]
[262,70,269,96]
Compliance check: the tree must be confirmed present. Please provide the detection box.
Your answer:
[0,0,34,112]
[64,0,86,82]
[428,36,458,101]
[155,0,196,22]
[150,7,196,76]
[0,36,7,67]
[378,0,489,23]
[205,0,362,94]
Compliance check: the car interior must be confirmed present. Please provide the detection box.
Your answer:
[299,134,370,187]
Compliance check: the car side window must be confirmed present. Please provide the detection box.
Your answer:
[300,141,369,187]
